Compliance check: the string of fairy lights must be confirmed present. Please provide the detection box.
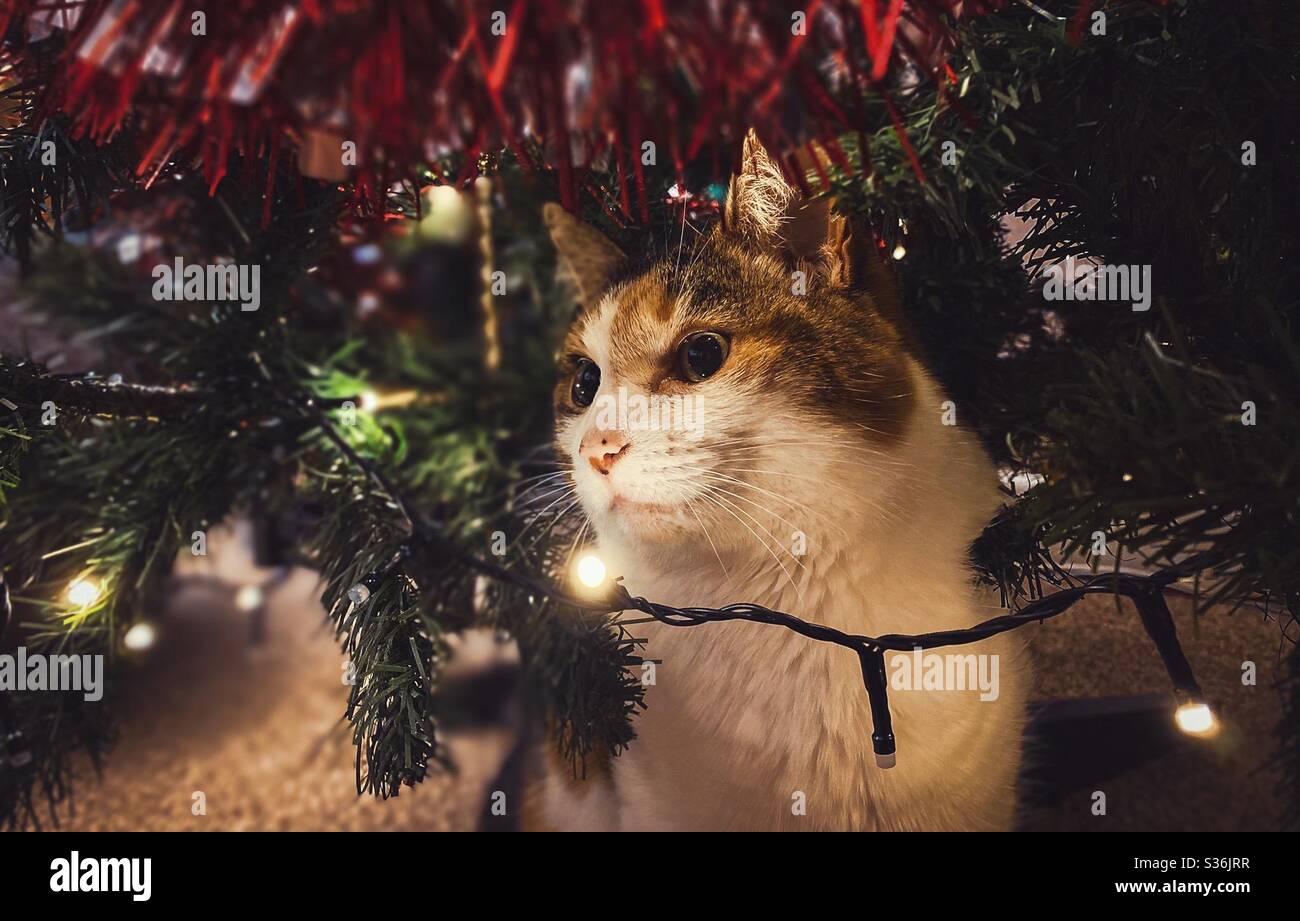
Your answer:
[307,391,1225,768]
[4,372,1224,771]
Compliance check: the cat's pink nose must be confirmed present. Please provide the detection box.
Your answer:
[580,429,631,476]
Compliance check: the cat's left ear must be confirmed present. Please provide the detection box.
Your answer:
[723,130,831,263]
[723,130,877,288]
[544,203,627,308]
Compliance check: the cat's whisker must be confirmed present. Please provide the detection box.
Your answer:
[682,467,850,539]
[704,444,913,470]
[561,516,592,579]
[706,465,865,498]
[516,467,573,485]
[702,460,889,494]
[709,434,911,457]
[523,495,586,554]
[517,482,576,508]
[696,488,803,598]
[696,482,806,570]
[705,465,910,527]
[512,483,578,545]
[692,481,822,563]
[515,471,573,499]
[674,204,689,277]
[678,222,719,287]
[692,432,904,457]
[482,464,574,506]
[690,452,911,524]
[684,494,729,578]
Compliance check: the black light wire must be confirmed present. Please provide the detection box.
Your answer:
[306,391,1212,768]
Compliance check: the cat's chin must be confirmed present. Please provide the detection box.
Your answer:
[592,498,691,545]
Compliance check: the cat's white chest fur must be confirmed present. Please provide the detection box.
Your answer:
[546,366,1029,831]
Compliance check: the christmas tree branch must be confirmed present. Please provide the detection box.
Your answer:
[0,361,204,420]
[300,380,1220,768]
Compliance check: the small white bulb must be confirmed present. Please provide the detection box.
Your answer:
[891,244,907,260]
[123,622,157,651]
[66,579,101,608]
[235,585,264,612]
[576,554,607,589]
[1175,701,1218,737]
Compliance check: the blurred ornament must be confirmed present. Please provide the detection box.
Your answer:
[123,621,157,651]
[356,291,381,317]
[347,579,376,605]
[663,182,723,223]
[228,6,301,104]
[298,127,350,182]
[25,2,82,39]
[418,185,474,243]
[235,585,265,612]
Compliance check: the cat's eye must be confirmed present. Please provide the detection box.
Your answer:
[571,358,601,407]
[678,332,729,382]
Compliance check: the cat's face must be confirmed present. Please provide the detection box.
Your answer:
[548,134,916,574]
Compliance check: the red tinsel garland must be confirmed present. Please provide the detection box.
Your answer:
[1,0,1004,220]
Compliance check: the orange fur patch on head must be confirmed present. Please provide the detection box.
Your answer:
[554,228,915,445]
[550,130,916,445]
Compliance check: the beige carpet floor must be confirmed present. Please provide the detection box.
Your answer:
[16,525,1292,832]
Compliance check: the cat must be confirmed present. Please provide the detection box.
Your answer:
[522,131,1027,831]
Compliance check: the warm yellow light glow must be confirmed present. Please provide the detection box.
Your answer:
[66,579,101,608]
[576,554,607,589]
[427,184,462,210]
[235,585,264,612]
[358,388,418,413]
[1175,701,1218,737]
[123,622,157,651]
[891,244,907,260]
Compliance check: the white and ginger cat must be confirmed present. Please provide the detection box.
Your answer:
[524,132,1027,831]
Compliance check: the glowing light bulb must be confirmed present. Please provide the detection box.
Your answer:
[235,585,264,612]
[66,579,101,608]
[355,388,418,413]
[576,554,607,589]
[891,244,907,261]
[123,622,157,651]
[1175,701,1218,737]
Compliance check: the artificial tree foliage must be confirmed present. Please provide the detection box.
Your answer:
[0,0,1296,828]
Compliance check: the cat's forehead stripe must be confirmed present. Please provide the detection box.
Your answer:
[577,294,618,369]
[600,274,679,378]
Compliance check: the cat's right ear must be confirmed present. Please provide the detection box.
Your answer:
[543,203,627,308]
